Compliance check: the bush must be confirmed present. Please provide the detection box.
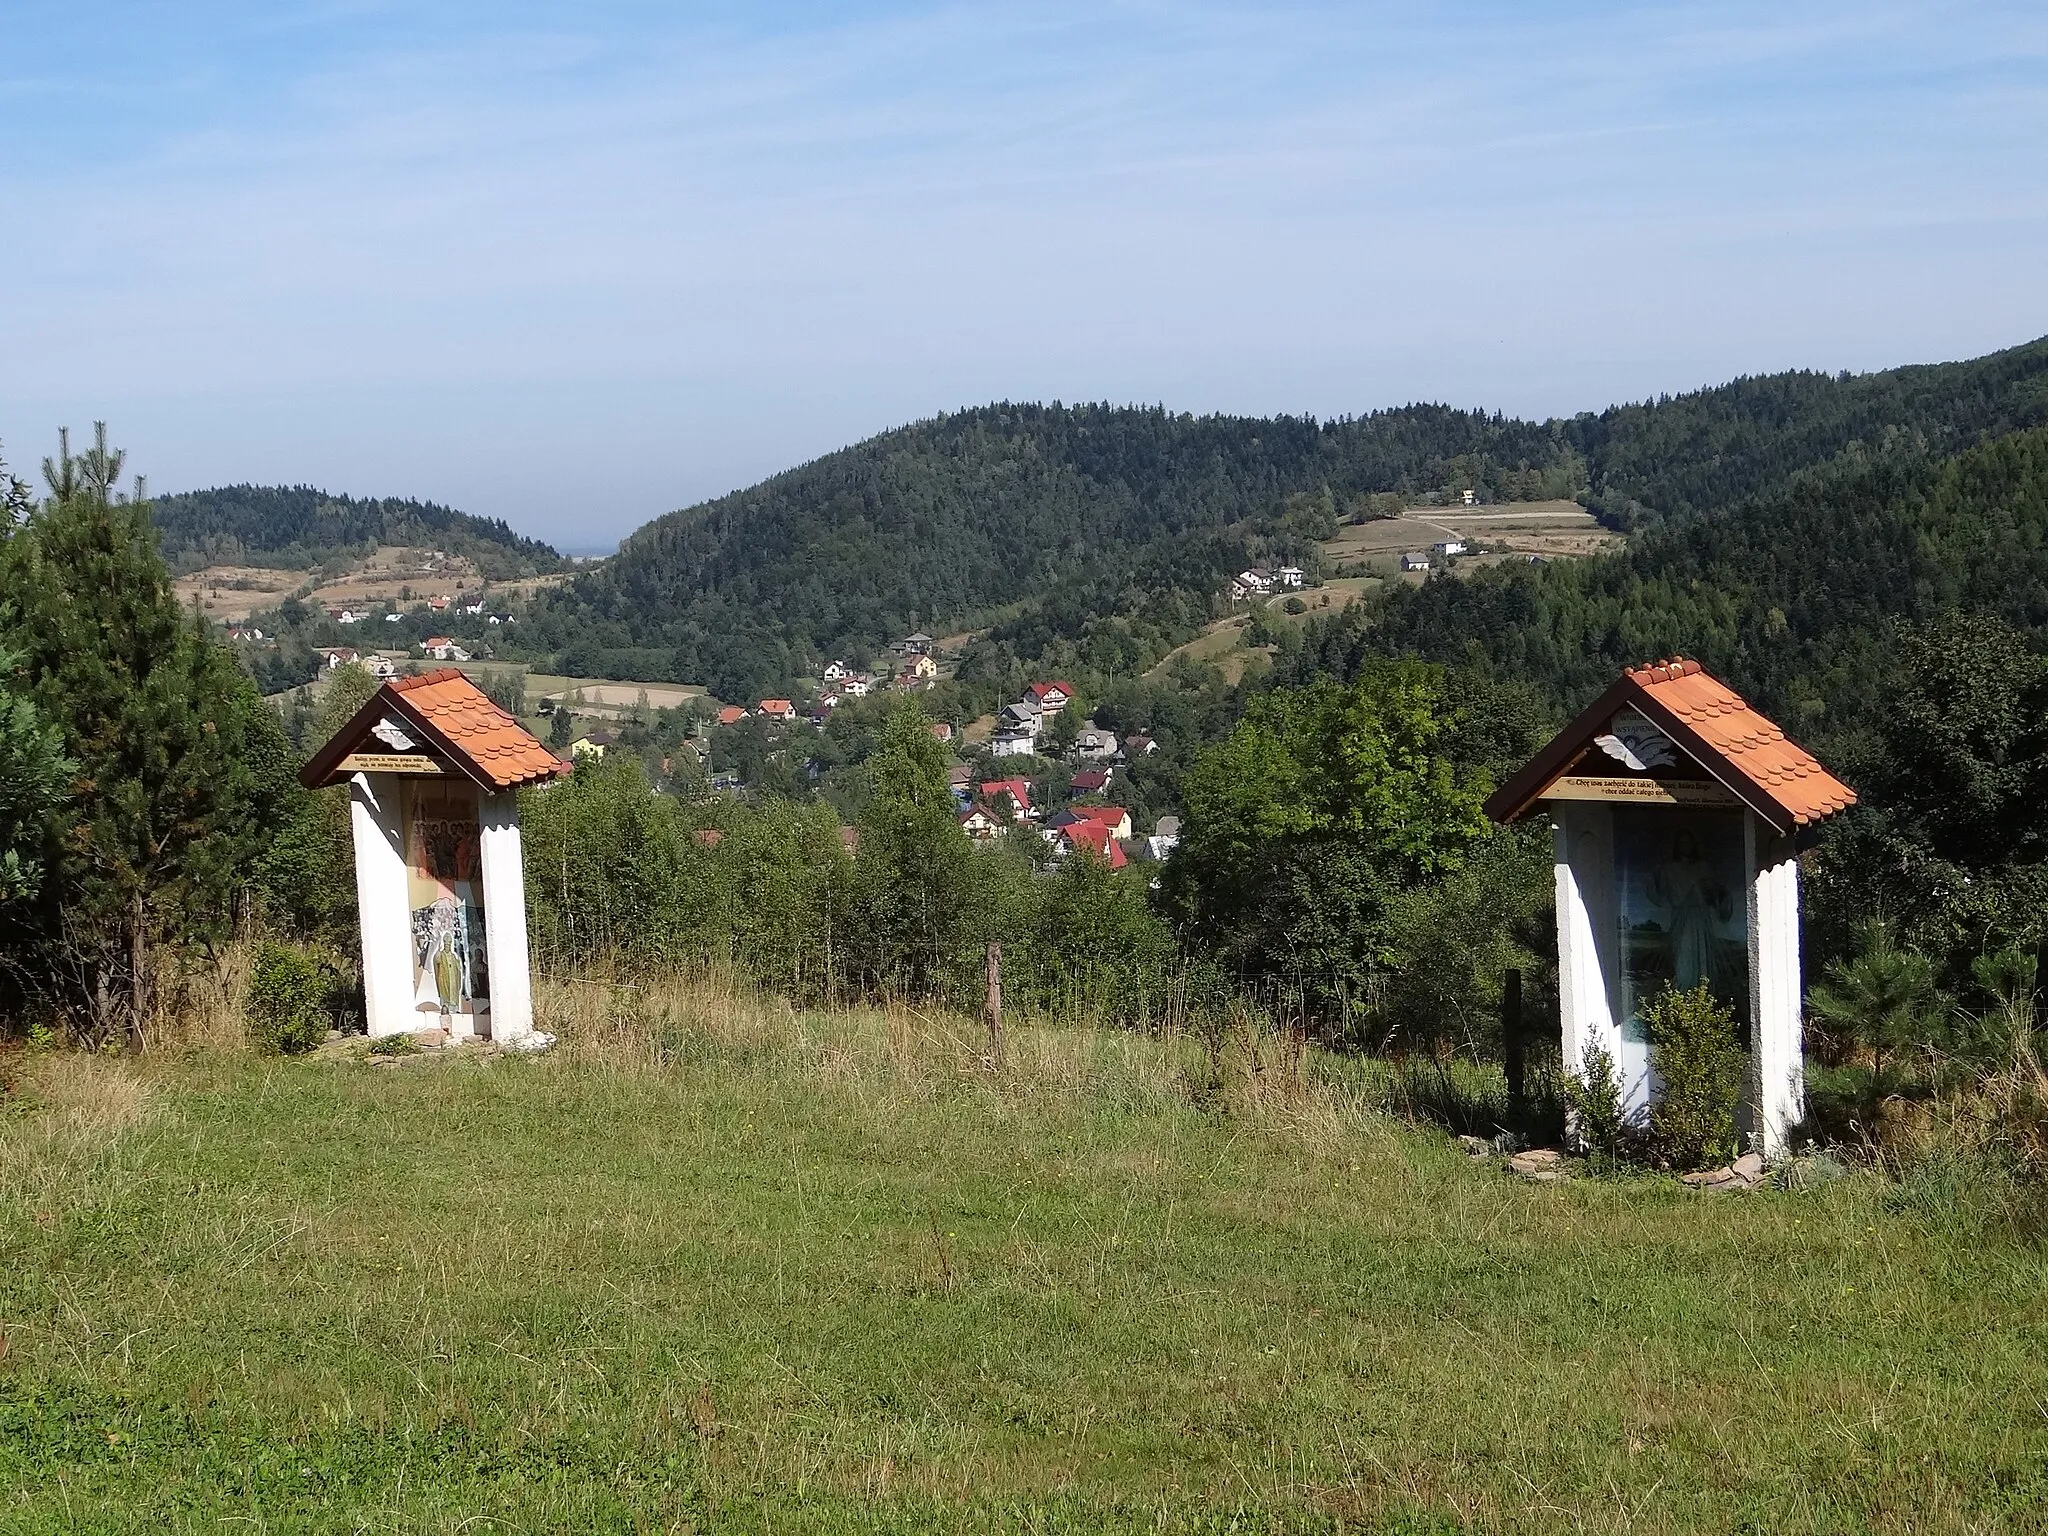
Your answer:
[1565,1040,1626,1164]
[248,941,330,1054]
[1283,596,1308,615]
[1644,982,1744,1169]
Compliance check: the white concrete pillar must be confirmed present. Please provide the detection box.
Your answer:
[478,791,534,1042]
[1554,803,1641,1124]
[1747,814,1805,1158]
[350,774,415,1038]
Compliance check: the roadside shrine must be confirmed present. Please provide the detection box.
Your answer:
[300,669,569,1043]
[1484,659,1856,1157]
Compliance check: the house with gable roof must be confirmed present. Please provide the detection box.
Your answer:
[1025,681,1074,714]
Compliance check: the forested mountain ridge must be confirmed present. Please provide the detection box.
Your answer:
[1575,336,2048,528]
[1293,423,2048,765]
[529,339,2048,694]
[150,483,564,578]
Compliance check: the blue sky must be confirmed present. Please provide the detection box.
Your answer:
[3,2,2044,549]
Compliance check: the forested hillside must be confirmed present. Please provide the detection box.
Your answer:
[1314,425,2048,752]
[529,339,2048,694]
[150,484,564,578]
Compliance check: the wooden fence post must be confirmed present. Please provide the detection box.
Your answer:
[1502,966,1525,1106]
[984,940,1003,1066]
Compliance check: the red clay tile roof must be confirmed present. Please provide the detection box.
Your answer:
[1624,659,1856,826]
[1065,805,1130,829]
[715,706,749,726]
[1484,657,1855,833]
[387,669,569,789]
[299,668,569,792]
[978,777,1032,810]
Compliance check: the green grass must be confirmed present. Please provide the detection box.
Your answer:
[2,989,2045,1533]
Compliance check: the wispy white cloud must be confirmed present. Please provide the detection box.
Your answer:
[1,1,2044,540]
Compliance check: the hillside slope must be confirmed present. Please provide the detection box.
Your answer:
[1295,424,2048,761]
[529,339,2048,694]
[150,484,564,578]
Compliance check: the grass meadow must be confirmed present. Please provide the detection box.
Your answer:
[2,979,2045,1533]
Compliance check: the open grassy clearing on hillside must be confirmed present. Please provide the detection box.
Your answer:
[176,546,572,624]
[1318,503,1621,580]
[3,986,2044,1533]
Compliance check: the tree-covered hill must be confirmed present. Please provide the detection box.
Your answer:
[1294,424,2048,766]
[528,339,2048,695]
[149,484,564,578]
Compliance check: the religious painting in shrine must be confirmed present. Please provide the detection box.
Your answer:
[1612,807,1748,1043]
[405,780,490,1021]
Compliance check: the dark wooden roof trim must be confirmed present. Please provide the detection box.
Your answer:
[1481,677,1634,824]
[1482,675,1798,837]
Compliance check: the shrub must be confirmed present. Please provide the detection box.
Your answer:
[1283,596,1308,615]
[1643,982,1744,1170]
[1807,921,1948,1134]
[247,941,330,1054]
[1564,1039,1626,1164]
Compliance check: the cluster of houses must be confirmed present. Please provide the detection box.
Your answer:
[315,638,471,672]
[953,771,1178,868]
[1399,539,1469,573]
[1227,565,1307,602]
[314,646,401,678]
[325,593,514,628]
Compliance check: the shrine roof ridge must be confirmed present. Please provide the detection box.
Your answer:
[1484,657,1856,835]
[300,668,571,792]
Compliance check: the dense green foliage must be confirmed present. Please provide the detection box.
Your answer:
[1641,983,1745,1170]
[1352,425,2048,735]
[245,939,331,1054]
[148,482,563,577]
[0,474,301,1039]
[527,338,2048,693]
[1160,665,1535,1028]
[0,641,71,907]
[521,705,1178,1022]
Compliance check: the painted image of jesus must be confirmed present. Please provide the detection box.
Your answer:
[1614,810,1747,1041]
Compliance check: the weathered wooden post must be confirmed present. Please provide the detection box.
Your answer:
[984,940,1003,1066]
[1482,659,1856,1157]
[300,669,569,1044]
[1502,966,1525,1107]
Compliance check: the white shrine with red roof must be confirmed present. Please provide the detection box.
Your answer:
[301,669,570,1044]
[1486,659,1857,1156]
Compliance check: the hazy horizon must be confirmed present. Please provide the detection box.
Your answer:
[5,2,2044,547]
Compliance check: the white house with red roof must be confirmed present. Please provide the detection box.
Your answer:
[978,777,1034,821]
[1025,681,1075,714]
[958,803,1005,841]
[1050,819,1128,869]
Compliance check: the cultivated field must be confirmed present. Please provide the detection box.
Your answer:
[171,564,311,624]
[175,545,569,623]
[530,678,706,715]
[2,984,2042,1532]
[1320,501,1623,580]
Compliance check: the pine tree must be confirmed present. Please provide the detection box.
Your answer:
[0,443,293,1040]
[853,700,975,997]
